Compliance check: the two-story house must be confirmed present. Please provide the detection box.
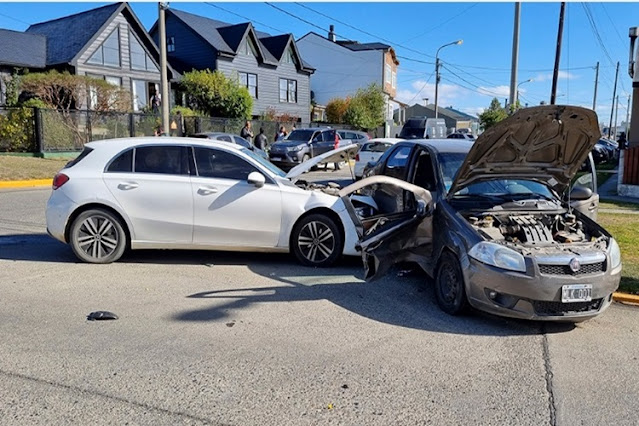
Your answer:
[296,26,399,132]
[149,9,314,121]
[0,3,173,111]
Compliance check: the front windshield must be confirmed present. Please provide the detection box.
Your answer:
[287,130,314,141]
[453,179,556,201]
[240,148,287,178]
[437,152,466,192]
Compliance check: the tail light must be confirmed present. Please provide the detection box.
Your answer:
[52,173,69,190]
[355,154,360,161]
[334,133,340,149]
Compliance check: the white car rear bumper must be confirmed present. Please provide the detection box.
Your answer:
[46,191,78,243]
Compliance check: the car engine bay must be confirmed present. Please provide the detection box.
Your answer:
[464,210,607,247]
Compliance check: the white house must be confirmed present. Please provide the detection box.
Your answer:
[297,26,399,133]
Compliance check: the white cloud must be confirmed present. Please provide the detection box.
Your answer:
[459,107,484,117]
[395,80,468,106]
[533,71,578,82]
[477,85,511,98]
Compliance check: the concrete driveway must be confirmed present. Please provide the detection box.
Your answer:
[1,184,638,425]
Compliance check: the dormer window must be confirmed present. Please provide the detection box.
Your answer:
[240,37,258,57]
[87,27,120,67]
[283,46,298,66]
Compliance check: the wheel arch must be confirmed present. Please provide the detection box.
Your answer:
[65,203,131,249]
[289,207,345,251]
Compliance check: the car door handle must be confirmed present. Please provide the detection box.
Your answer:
[197,186,218,195]
[117,182,138,190]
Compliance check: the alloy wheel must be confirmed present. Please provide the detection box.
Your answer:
[76,215,120,260]
[297,220,336,264]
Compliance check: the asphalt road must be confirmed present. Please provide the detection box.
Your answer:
[1,179,639,425]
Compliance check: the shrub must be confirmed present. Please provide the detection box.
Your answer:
[181,70,253,119]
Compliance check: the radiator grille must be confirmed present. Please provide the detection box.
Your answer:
[538,262,604,276]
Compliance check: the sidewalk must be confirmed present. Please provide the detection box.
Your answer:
[598,171,639,205]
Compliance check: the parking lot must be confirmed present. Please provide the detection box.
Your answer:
[2,177,639,425]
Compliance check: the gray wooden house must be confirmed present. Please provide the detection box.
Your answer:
[19,2,175,111]
[149,9,314,120]
[0,29,47,105]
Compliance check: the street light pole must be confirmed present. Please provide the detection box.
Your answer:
[516,79,533,110]
[434,40,462,118]
[159,2,170,136]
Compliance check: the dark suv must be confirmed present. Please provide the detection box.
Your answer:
[269,128,349,169]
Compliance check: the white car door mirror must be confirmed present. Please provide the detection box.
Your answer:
[247,171,266,188]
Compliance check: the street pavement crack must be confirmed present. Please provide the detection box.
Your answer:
[0,368,228,425]
[541,325,557,426]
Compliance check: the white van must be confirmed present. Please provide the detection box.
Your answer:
[399,117,447,139]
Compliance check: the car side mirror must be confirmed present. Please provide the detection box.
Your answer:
[366,161,376,169]
[570,186,593,200]
[247,171,266,188]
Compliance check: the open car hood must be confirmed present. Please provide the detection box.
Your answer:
[285,144,360,181]
[449,105,601,195]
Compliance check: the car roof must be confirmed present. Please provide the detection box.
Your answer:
[398,139,474,154]
[85,136,244,153]
[194,132,232,137]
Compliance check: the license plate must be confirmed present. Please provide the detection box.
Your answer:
[561,284,592,303]
[270,157,282,161]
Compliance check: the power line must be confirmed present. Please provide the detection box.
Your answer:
[402,3,479,42]
[0,11,31,26]
[204,2,286,34]
[406,71,436,105]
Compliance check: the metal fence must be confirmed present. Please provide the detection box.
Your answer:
[0,107,362,153]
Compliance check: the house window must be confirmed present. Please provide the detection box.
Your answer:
[87,27,121,67]
[130,30,159,72]
[0,78,5,105]
[239,72,257,98]
[239,37,258,57]
[385,64,391,85]
[391,70,396,89]
[86,74,122,110]
[132,80,159,112]
[279,78,297,103]
[167,36,175,53]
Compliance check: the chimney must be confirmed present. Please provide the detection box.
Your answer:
[328,25,336,42]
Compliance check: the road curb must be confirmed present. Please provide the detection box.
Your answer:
[613,292,639,306]
[0,179,52,189]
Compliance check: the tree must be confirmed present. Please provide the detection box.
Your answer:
[479,97,508,130]
[326,97,350,124]
[344,83,385,130]
[180,70,253,119]
[19,70,131,113]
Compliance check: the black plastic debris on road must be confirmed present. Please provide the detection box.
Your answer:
[87,311,119,321]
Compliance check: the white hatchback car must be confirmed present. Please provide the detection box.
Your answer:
[46,137,360,266]
[354,138,403,178]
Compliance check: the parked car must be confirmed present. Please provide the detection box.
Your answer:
[340,106,620,322]
[337,130,369,146]
[596,138,619,161]
[592,141,610,164]
[191,132,268,161]
[354,138,403,179]
[269,128,354,169]
[447,133,475,140]
[399,117,447,139]
[46,138,361,267]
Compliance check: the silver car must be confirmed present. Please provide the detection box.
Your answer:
[340,106,621,322]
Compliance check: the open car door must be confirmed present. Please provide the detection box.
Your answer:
[338,175,434,281]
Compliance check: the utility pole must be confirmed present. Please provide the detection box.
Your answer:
[593,62,599,111]
[608,61,619,138]
[159,2,170,136]
[614,95,620,138]
[550,2,566,105]
[509,2,521,110]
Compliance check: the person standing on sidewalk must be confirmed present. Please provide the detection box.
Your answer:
[255,127,268,151]
[240,121,254,144]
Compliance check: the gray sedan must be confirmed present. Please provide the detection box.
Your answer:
[192,132,269,160]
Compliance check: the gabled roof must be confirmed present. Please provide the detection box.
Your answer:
[337,41,392,52]
[26,2,121,66]
[408,104,479,121]
[444,106,479,121]
[162,8,312,72]
[0,29,47,68]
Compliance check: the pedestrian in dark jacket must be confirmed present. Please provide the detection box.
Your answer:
[240,121,254,143]
[255,127,268,151]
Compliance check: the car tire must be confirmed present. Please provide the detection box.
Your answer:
[435,251,469,315]
[291,213,343,267]
[69,208,127,264]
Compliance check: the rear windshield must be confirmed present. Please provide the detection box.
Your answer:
[400,127,424,138]
[361,142,392,152]
[64,147,93,168]
[403,119,425,128]
[287,130,314,141]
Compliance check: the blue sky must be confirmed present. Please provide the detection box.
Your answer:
[0,2,637,123]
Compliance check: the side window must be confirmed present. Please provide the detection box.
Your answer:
[217,135,232,143]
[323,130,336,142]
[311,132,322,143]
[233,136,251,149]
[134,146,188,175]
[573,154,596,192]
[412,151,436,191]
[384,146,412,179]
[194,147,259,181]
[106,148,133,172]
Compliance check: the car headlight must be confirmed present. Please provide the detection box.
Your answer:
[287,145,303,152]
[609,238,622,269]
[468,241,526,272]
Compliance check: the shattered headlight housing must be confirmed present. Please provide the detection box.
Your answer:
[609,238,621,269]
[469,242,526,272]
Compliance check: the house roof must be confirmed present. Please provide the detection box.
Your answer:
[0,29,47,68]
[26,2,121,66]
[337,41,392,51]
[443,106,479,121]
[406,104,479,121]
[164,8,313,71]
